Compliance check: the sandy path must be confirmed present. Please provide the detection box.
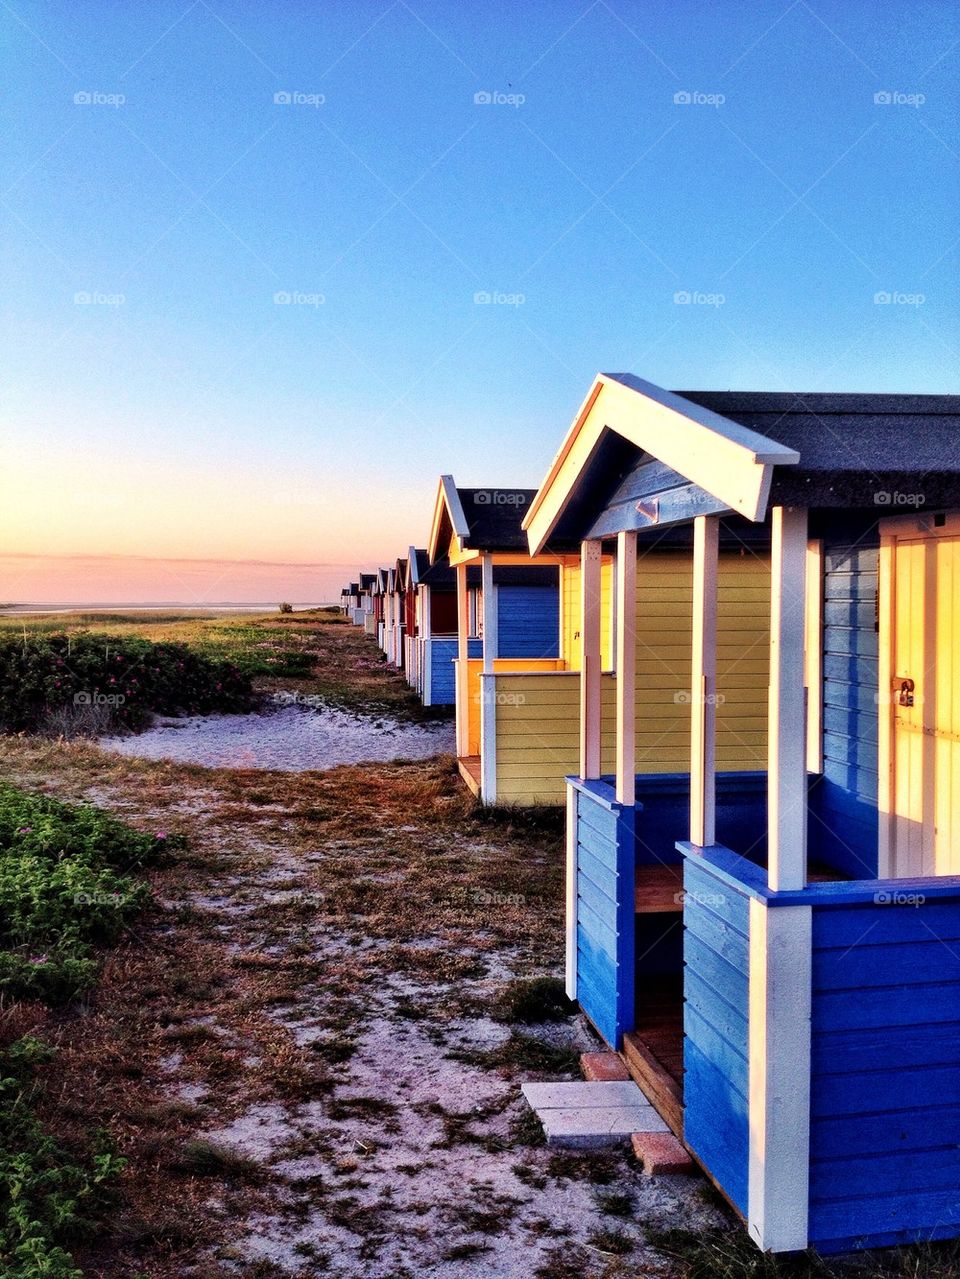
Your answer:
[98,702,456,771]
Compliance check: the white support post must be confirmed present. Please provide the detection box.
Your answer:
[455,562,469,758]
[480,554,497,802]
[768,506,808,892]
[691,515,719,846]
[565,782,578,998]
[580,540,603,780]
[615,530,637,805]
[748,898,812,1253]
[804,540,823,775]
[481,553,496,674]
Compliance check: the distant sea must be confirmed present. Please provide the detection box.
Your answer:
[0,603,335,615]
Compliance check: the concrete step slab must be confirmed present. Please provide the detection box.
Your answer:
[521,1081,645,1111]
[539,1104,670,1149]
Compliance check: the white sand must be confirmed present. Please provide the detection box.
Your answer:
[98,703,455,771]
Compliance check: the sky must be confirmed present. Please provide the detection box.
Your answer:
[2,0,959,603]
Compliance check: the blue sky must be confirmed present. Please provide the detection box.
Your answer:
[2,0,959,599]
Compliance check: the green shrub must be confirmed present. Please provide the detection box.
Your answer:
[0,632,252,735]
[0,1035,125,1279]
[497,976,575,1024]
[0,784,178,1003]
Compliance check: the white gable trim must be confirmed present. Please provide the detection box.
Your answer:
[524,373,800,553]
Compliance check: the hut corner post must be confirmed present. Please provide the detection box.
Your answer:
[480,553,497,802]
[567,539,603,1002]
[455,562,469,758]
[690,514,719,846]
[747,505,812,1254]
[615,530,637,806]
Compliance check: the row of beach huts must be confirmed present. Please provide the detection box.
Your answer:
[339,373,960,1258]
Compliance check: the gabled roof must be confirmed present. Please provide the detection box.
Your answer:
[524,374,960,552]
[393,557,408,592]
[358,572,377,591]
[427,474,539,561]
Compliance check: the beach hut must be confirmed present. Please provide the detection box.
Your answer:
[338,585,352,615]
[525,372,960,1255]
[403,551,425,687]
[358,573,377,633]
[406,549,475,706]
[372,568,389,648]
[427,475,565,798]
[345,581,363,624]
[391,556,408,669]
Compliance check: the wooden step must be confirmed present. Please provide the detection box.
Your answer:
[622,1032,684,1139]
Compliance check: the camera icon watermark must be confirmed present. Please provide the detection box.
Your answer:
[673,90,725,108]
[273,90,325,107]
[873,90,925,107]
[874,889,926,906]
[874,290,925,307]
[473,290,525,306]
[473,90,525,108]
[673,689,726,706]
[873,490,926,507]
[273,290,325,306]
[74,689,126,707]
[74,291,125,306]
[674,290,725,307]
[73,90,125,108]
[473,490,527,506]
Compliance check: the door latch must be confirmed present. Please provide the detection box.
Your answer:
[896,677,915,707]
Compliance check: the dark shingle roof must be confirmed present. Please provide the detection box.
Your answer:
[677,391,960,505]
[458,487,539,550]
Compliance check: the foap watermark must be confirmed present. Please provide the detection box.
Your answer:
[674,689,726,706]
[474,290,525,306]
[462,887,526,908]
[272,690,325,709]
[674,889,729,909]
[273,90,325,107]
[74,689,125,707]
[274,290,325,306]
[475,689,527,707]
[74,90,125,108]
[674,290,725,307]
[74,891,131,907]
[673,90,725,108]
[874,290,925,307]
[473,90,525,108]
[874,888,926,907]
[874,90,925,108]
[874,490,926,507]
[474,490,527,506]
[74,291,125,306]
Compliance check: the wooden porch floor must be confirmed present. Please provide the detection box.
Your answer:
[622,976,684,1138]
[458,755,481,796]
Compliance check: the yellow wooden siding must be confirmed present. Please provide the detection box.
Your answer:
[494,673,617,804]
[464,657,564,757]
[561,559,614,670]
[495,551,771,803]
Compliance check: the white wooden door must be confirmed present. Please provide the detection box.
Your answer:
[888,524,960,876]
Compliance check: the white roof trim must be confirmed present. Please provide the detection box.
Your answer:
[524,373,800,553]
[428,473,471,562]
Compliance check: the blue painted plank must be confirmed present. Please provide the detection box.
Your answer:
[810,1186,960,1245]
[577,874,618,926]
[814,903,960,947]
[812,1146,960,1200]
[576,846,618,902]
[812,1023,960,1072]
[576,897,618,956]
[684,934,748,1018]
[683,1003,748,1095]
[683,1039,749,1214]
[684,907,749,971]
[812,1064,960,1116]
[497,585,560,658]
[814,941,960,990]
[812,1104,960,1158]
[685,970,748,1047]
